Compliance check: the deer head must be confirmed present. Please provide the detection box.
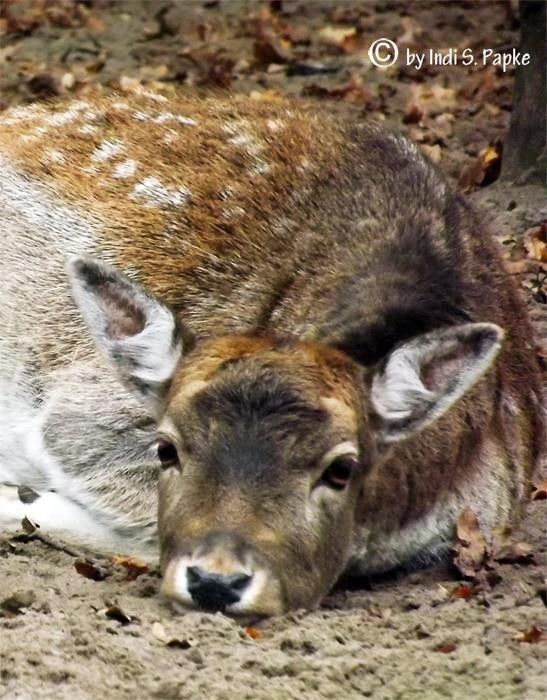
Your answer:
[69,257,503,616]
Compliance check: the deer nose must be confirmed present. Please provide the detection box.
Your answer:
[186,566,252,612]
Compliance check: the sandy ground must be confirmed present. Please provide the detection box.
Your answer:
[0,2,546,698]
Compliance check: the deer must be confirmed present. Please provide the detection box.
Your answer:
[0,91,543,617]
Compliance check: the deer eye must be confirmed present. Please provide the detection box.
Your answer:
[320,455,358,491]
[157,438,180,470]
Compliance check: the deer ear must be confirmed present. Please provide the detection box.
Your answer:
[68,257,189,415]
[370,323,504,443]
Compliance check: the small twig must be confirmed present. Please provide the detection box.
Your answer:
[10,530,89,559]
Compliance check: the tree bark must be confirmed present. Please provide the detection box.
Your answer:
[502,0,546,184]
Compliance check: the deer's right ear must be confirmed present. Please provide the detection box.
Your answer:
[68,257,190,415]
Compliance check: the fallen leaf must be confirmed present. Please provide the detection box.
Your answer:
[459,143,502,191]
[451,584,479,600]
[420,144,442,164]
[119,75,142,93]
[152,621,168,642]
[453,508,488,578]
[86,14,105,33]
[21,516,39,534]
[406,84,456,118]
[304,74,374,105]
[103,604,135,625]
[253,37,292,65]
[524,223,547,263]
[151,621,194,648]
[435,642,457,653]
[402,103,423,125]
[513,626,546,644]
[166,637,193,649]
[493,541,535,565]
[531,478,547,500]
[318,25,358,50]
[397,16,422,47]
[74,559,109,582]
[245,626,262,640]
[249,88,285,101]
[112,555,149,580]
[0,590,36,616]
[25,72,62,99]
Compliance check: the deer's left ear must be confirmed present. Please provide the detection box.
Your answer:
[369,323,504,443]
[68,257,190,415]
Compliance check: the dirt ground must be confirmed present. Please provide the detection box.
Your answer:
[0,2,546,699]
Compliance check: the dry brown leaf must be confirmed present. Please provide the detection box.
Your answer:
[451,584,479,600]
[253,37,292,65]
[166,637,193,649]
[531,478,547,501]
[152,621,168,642]
[524,223,547,263]
[118,75,142,93]
[318,25,357,48]
[245,626,262,640]
[459,144,502,191]
[402,103,423,125]
[398,16,422,47]
[513,626,546,644]
[420,144,442,164]
[103,604,135,625]
[86,14,105,33]
[21,516,39,534]
[111,555,149,579]
[74,559,109,582]
[493,541,535,565]
[304,74,374,105]
[151,621,195,648]
[453,508,488,578]
[407,84,456,118]
[0,590,36,616]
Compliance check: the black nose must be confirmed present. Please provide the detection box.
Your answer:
[186,566,252,612]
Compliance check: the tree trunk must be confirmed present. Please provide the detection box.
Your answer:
[501,0,546,184]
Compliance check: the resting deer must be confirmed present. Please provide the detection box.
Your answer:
[0,93,543,616]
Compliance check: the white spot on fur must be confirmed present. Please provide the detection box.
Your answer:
[249,159,271,176]
[112,159,137,179]
[0,103,45,125]
[132,176,191,208]
[266,118,284,132]
[78,124,99,135]
[42,102,90,127]
[219,185,236,200]
[91,139,125,162]
[162,129,178,145]
[175,115,197,126]
[222,206,245,220]
[44,149,65,164]
[141,89,168,103]
[152,112,198,126]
